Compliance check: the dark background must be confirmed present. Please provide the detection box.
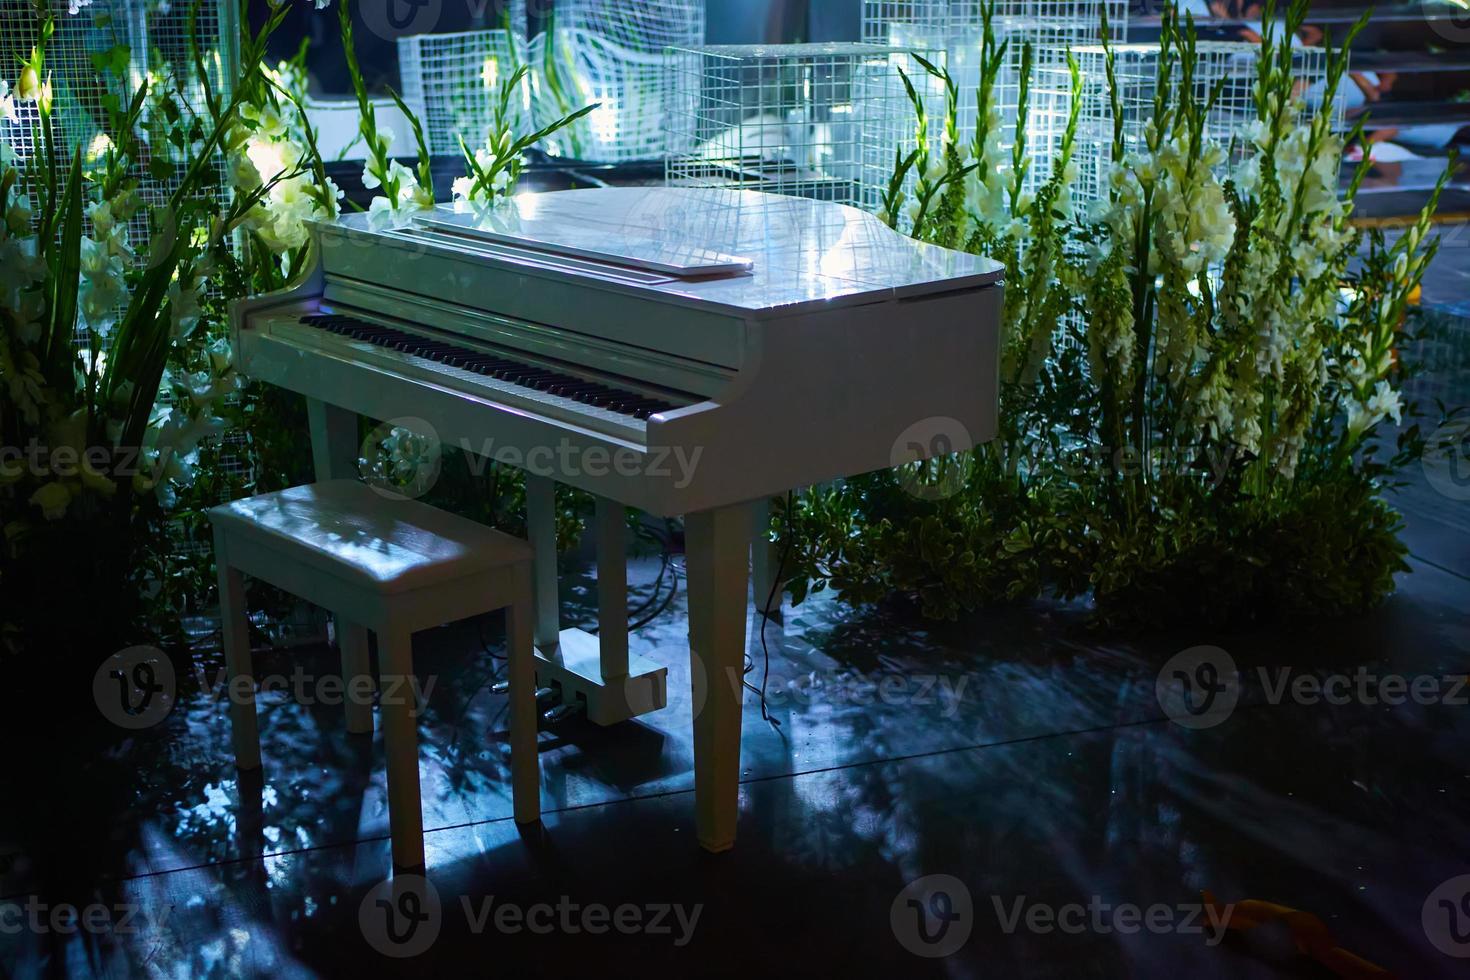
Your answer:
[256,0,860,97]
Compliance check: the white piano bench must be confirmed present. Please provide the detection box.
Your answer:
[208,480,539,870]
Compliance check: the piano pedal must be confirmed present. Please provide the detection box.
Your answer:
[490,679,510,696]
[542,700,584,725]
[533,686,557,704]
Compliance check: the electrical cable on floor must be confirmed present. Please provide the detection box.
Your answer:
[744,491,793,728]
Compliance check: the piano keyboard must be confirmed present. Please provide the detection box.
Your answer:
[286,311,692,442]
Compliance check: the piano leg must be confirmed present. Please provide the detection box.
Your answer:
[685,503,751,853]
[595,497,629,680]
[751,497,782,616]
[525,485,666,725]
[524,474,561,650]
[306,398,359,481]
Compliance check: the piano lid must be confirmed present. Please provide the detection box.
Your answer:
[325,188,1003,319]
[411,209,755,278]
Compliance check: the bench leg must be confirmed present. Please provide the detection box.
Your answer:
[507,570,540,824]
[685,504,751,853]
[338,619,374,735]
[379,627,426,869]
[217,561,262,771]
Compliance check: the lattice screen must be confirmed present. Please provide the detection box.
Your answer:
[397,25,531,157]
[665,43,939,211]
[536,0,703,162]
[862,0,1127,188]
[1038,41,1339,207]
[0,0,237,257]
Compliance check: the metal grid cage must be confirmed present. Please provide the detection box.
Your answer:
[533,0,703,162]
[0,0,237,255]
[862,0,1128,188]
[664,42,940,211]
[397,25,531,158]
[1038,41,1340,207]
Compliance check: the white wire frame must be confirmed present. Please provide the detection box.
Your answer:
[532,0,704,162]
[664,42,941,211]
[862,0,1128,189]
[1,0,237,231]
[397,26,532,158]
[1039,41,1342,207]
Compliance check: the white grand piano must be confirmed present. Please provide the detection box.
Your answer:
[232,186,1003,852]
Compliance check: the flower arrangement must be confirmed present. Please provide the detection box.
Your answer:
[781,0,1461,628]
[0,0,595,659]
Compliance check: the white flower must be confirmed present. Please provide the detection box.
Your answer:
[252,104,289,140]
[86,200,116,237]
[67,0,93,14]
[0,80,15,123]
[0,235,43,291]
[451,175,474,203]
[207,337,233,373]
[1367,380,1402,426]
[228,150,262,193]
[86,132,114,161]
[80,277,126,331]
[366,195,400,228]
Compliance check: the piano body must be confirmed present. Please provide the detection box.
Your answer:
[232,187,1003,852]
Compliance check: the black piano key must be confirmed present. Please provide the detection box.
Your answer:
[303,316,676,422]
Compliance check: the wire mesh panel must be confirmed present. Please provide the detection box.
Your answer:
[532,0,703,162]
[665,43,938,211]
[1039,41,1339,207]
[0,0,236,247]
[862,0,1127,189]
[397,25,531,157]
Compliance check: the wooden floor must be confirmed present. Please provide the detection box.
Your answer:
[1,245,1467,980]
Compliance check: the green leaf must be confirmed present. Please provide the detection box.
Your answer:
[90,44,130,79]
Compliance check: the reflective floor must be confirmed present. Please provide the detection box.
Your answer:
[2,251,1468,979]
